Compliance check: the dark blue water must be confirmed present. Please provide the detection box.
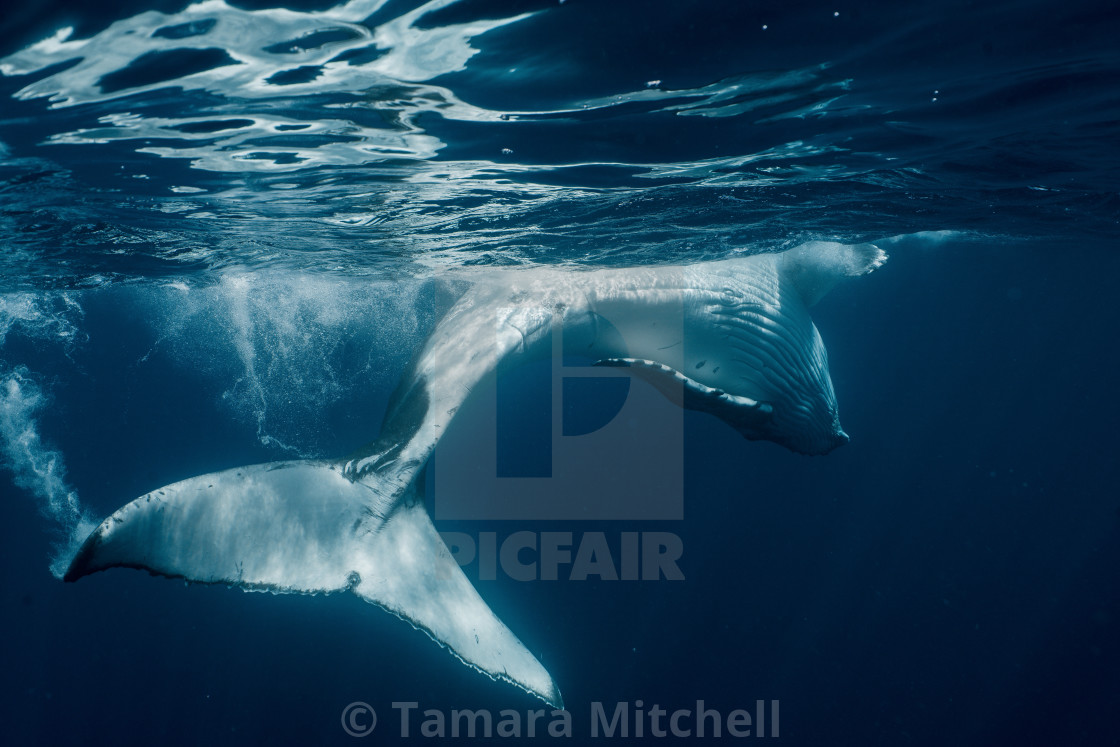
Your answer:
[2,1,1119,744]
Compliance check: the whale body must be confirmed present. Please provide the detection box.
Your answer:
[64,240,886,707]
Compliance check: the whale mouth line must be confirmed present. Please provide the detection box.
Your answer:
[594,357,775,417]
[594,357,849,455]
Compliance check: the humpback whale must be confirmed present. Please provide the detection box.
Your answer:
[63,240,886,707]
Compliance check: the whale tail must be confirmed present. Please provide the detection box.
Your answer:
[64,460,562,708]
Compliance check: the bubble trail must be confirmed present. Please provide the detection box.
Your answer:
[0,366,98,578]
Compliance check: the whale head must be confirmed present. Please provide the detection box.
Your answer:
[680,253,856,455]
[599,329,849,457]
[589,243,883,456]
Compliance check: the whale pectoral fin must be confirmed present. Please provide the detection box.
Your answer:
[64,461,562,708]
[779,241,887,306]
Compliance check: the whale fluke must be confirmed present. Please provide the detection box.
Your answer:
[65,461,562,708]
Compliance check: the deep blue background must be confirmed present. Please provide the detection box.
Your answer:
[2,0,1120,744]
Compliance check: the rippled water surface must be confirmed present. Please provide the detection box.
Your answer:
[2,0,1117,285]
